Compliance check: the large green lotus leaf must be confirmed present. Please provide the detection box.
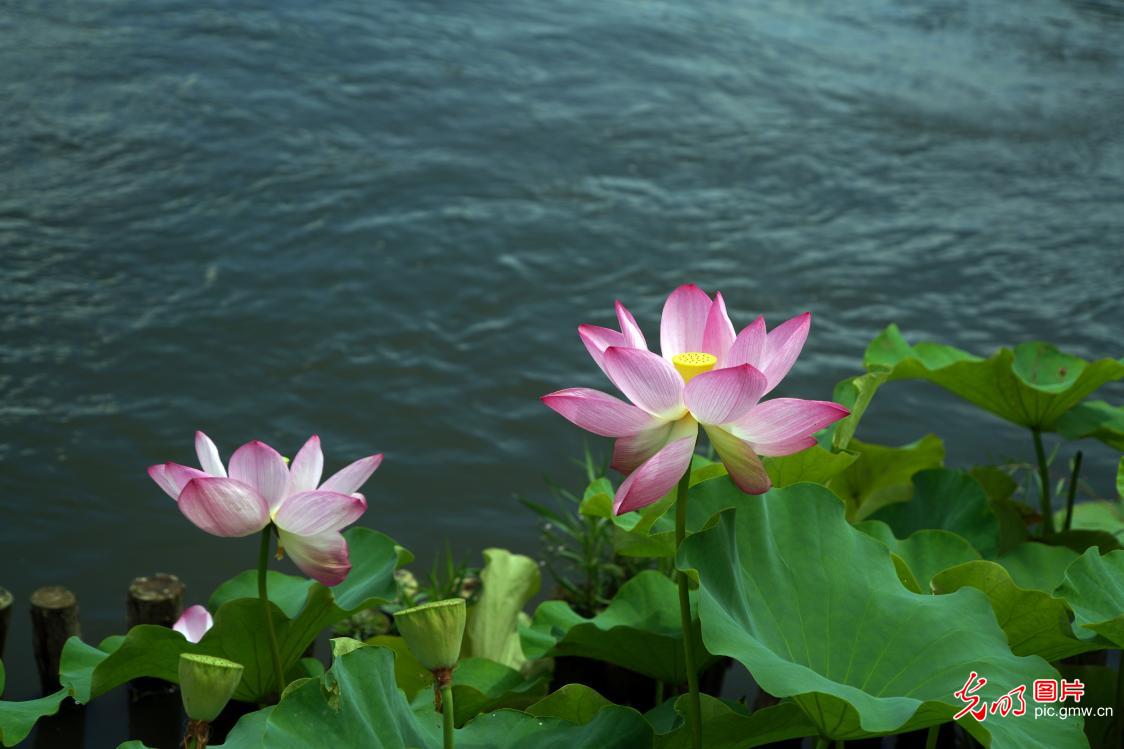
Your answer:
[1050,529,1121,554]
[678,485,1087,747]
[1055,501,1124,544]
[931,561,1106,660]
[856,520,981,592]
[0,687,69,747]
[996,542,1080,592]
[827,371,890,451]
[1057,665,1121,749]
[762,446,857,488]
[367,635,431,701]
[462,549,540,670]
[864,325,1124,431]
[521,570,713,684]
[526,684,612,724]
[653,695,817,749]
[828,436,945,521]
[1054,549,1124,646]
[60,527,406,704]
[1057,400,1124,451]
[212,644,654,749]
[871,469,1000,557]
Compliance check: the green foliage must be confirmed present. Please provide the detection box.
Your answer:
[855,520,980,592]
[1055,549,1124,647]
[871,469,1000,557]
[461,548,540,670]
[652,696,817,749]
[678,485,1087,747]
[828,435,945,521]
[1057,400,1124,451]
[864,324,1124,430]
[521,571,714,684]
[0,683,69,747]
[60,527,406,704]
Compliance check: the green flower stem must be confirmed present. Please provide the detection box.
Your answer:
[1063,451,1083,533]
[925,726,939,749]
[675,469,702,749]
[1031,429,1054,538]
[441,683,455,749]
[258,525,287,700]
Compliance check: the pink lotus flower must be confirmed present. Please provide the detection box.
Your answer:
[173,604,213,644]
[148,433,382,586]
[543,285,849,514]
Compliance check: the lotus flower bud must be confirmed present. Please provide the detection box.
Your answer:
[178,653,244,722]
[394,598,466,672]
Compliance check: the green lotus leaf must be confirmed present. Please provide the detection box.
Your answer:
[462,549,540,670]
[435,657,549,727]
[762,445,857,488]
[1055,501,1124,544]
[871,469,1000,557]
[0,687,69,747]
[212,644,653,748]
[856,521,981,591]
[931,561,1106,661]
[864,325,1124,431]
[1057,665,1121,749]
[828,436,945,521]
[367,635,431,701]
[1049,529,1121,554]
[678,484,1087,747]
[996,542,1080,592]
[1056,400,1124,451]
[60,527,406,704]
[526,684,612,724]
[521,570,714,684]
[1054,549,1124,646]
[828,370,890,451]
[652,695,817,749]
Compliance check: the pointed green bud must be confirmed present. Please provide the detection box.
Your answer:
[394,598,466,671]
[178,653,244,722]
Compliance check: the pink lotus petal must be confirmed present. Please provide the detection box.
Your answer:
[761,312,811,392]
[731,398,849,456]
[704,425,771,494]
[194,431,227,477]
[701,292,736,367]
[659,284,712,359]
[578,324,631,379]
[727,316,766,370]
[611,422,674,474]
[615,300,647,349]
[279,528,351,586]
[173,605,213,644]
[274,490,367,535]
[288,435,324,495]
[614,430,698,514]
[603,347,686,419]
[683,364,768,425]
[228,440,290,511]
[177,477,270,538]
[320,454,383,495]
[541,388,661,438]
[148,463,209,500]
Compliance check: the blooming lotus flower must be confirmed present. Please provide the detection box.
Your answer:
[148,433,382,586]
[174,604,214,644]
[543,285,849,514]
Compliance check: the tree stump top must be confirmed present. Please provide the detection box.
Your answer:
[128,573,185,602]
[31,586,76,610]
[0,587,12,608]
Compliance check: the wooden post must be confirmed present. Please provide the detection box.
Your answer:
[126,573,185,699]
[0,587,12,660]
[126,573,185,630]
[30,586,80,694]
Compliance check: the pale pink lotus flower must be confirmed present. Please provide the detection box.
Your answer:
[544,285,848,514]
[173,604,214,643]
[148,433,382,586]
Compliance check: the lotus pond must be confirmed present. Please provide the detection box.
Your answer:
[1,285,1122,749]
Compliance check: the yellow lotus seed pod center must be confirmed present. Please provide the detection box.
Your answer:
[672,352,717,382]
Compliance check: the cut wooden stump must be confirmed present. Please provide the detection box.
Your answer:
[30,586,80,694]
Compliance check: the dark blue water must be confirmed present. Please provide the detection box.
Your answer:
[2,1,1123,744]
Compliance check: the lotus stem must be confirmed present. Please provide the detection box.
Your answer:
[1031,429,1054,538]
[258,525,287,700]
[438,673,455,749]
[1063,451,1082,532]
[925,725,939,749]
[675,469,702,749]
[183,719,208,749]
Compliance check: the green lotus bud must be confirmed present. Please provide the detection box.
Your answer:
[394,598,466,671]
[178,653,244,722]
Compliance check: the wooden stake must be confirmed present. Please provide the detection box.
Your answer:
[126,573,185,630]
[0,586,12,660]
[30,586,80,694]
